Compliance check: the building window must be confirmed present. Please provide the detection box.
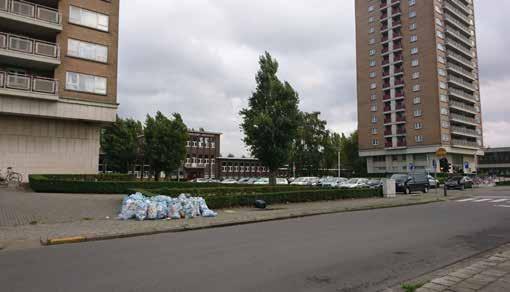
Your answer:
[369,60,376,67]
[410,35,418,42]
[369,49,376,56]
[441,107,449,115]
[371,94,377,100]
[372,116,378,124]
[412,59,419,67]
[412,84,420,92]
[412,72,420,79]
[370,83,377,89]
[67,39,108,63]
[436,31,444,39]
[441,120,450,128]
[369,71,376,78]
[437,43,445,51]
[438,68,447,76]
[372,139,379,146]
[368,5,374,12]
[369,27,375,34]
[69,6,109,32]
[439,81,448,89]
[369,38,376,45]
[371,104,377,112]
[66,72,107,95]
[369,16,375,23]
[415,136,424,143]
[409,23,417,30]
[442,134,450,142]
[438,56,446,64]
[371,127,378,134]
[414,109,422,117]
[409,0,416,6]
[414,122,423,129]
[440,94,448,102]
[413,96,421,104]
[411,47,418,55]
[409,11,416,18]
[436,18,443,27]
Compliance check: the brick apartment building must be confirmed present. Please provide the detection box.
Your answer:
[355,0,484,174]
[0,0,119,180]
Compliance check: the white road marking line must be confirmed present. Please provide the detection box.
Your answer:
[457,198,476,202]
[491,199,509,203]
[496,205,510,208]
[473,199,493,202]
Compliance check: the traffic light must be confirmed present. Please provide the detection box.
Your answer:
[439,158,450,173]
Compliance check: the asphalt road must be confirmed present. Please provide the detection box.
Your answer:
[1,198,510,292]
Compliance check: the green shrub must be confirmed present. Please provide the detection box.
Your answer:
[200,188,382,209]
[496,181,510,186]
[29,174,311,194]
[141,186,311,197]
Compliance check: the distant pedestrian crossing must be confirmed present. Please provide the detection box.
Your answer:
[456,197,510,208]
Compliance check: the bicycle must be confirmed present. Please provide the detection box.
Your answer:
[0,167,23,187]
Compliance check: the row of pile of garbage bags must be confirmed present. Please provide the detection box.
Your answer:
[118,193,218,221]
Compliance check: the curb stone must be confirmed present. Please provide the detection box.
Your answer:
[42,198,445,247]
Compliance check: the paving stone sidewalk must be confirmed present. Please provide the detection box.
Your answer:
[417,245,510,292]
[0,191,456,251]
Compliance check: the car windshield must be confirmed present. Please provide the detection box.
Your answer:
[358,179,368,183]
[346,178,358,184]
[294,177,306,182]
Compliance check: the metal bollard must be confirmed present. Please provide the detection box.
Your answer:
[443,184,448,197]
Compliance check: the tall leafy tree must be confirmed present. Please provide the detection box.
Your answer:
[291,112,330,176]
[101,116,143,173]
[144,112,189,181]
[240,52,300,184]
[322,131,342,173]
[340,131,367,176]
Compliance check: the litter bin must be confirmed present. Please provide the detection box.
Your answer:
[383,179,396,198]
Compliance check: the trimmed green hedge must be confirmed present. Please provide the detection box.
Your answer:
[29,174,309,194]
[496,181,510,186]
[137,186,311,197]
[30,174,137,182]
[199,188,381,209]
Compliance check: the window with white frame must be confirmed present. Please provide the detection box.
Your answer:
[436,18,443,27]
[369,27,375,34]
[66,72,107,95]
[371,94,377,100]
[371,104,377,112]
[369,49,376,56]
[369,38,376,45]
[412,59,419,66]
[410,35,418,42]
[442,134,450,142]
[414,122,423,129]
[415,135,424,143]
[437,43,445,51]
[369,71,376,78]
[438,68,447,76]
[414,109,422,117]
[409,0,416,6]
[372,115,378,124]
[368,5,374,12]
[409,23,417,30]
[69,6,109,31]
[409,11,416,18]
[371,127,378,134]
[440,94,448,102]
[411,47,418,55]
[412,72,420,79]
[412,84,421,92]
[441,107,449,115]
[369,60,376,67]
[68,39,108,63]
[370,83,377,89]
[436,31,444,39]
[438,55,446,64]
[372,139,379,146]
[439,81,447,89]
[413,96,421,104]
[369,16,375,23]
[441,120,450,128]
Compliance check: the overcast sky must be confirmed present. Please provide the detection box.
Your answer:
[117,1,510,157]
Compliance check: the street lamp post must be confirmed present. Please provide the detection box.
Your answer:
[338,149,341,178]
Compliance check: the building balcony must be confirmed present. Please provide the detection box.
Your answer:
[0,0,62,34]
[382,59,390,66]
[448,76,475,91]
[382,82,390,89]
[382,47,389,54]
[0,32,60,69]
[382,71,390,77]
[395,79,404,86]
[447,63,475,81]
[445,26,472,47]
[449,0,472,15]
[392,20,401,27]
[391,0,400,4]
[395,92,404,98]
[396,116,406,123]
[450,100,477,114]
[396,103,405,110]
[445,38,472,58]
[381,36,389,43]
[391,7,401,16]
[0,71,58,101]
[397,128,406,135]
[444,3,471,26]
[383,94,391,100]
[450,126,479,138]
[380,2,388,9]
[385,142,393,148]
[381,24,389,32]
[384,118,392,124]
[384,130,392,136]
[397,141,407,147]
[450,113,478,126]
[451,139,479,149]
[380,13,388,20]
[393,55,403,63]
[449,88,476,102]
[444,14,471,35]
[446,52,473,70]
[383,106,391,112]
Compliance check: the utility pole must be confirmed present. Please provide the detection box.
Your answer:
[338,149,341,178]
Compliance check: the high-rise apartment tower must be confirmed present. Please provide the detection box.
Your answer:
[356,0,483,173]
[0,0,119,179]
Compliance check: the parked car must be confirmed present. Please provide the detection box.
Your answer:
[391,173,430,194]
[221,178,238,184]
[320,177,347,188]
[245,177,259,184]
[428,175,439,188]
[290,177,319,186]
[276,178,289,185]
[237,177,251,184]
[340,178,369,189]
[366,179,383,189]
[253,177,269,185]
[445,176,473,190]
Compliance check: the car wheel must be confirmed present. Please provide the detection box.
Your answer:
[404,187,411,195]
[460,184,465,191]
[423,186,429,194]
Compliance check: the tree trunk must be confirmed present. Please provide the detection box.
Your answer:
[269,171,277,185]
[154,169,160,181]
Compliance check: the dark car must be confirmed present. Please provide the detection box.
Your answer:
[445,176,473,190]
[366,179,383,189]
[391,173,430,194]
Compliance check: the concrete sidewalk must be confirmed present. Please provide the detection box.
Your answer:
[0,191,459,251]
[415,244,510,292]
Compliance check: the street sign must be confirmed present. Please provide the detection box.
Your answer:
[409,163,415,171]
[432,159,437,169]
[436,148,447,157]
[464,162,469,169]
